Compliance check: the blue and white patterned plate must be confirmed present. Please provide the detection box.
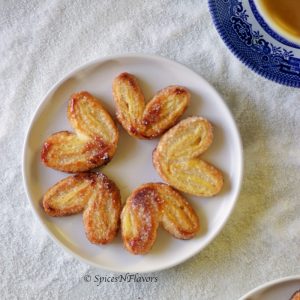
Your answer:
[208,0,300,88]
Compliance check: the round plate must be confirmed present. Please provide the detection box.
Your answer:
[22,54,243,273]
[208,0,300,88]
[239,276,300,300]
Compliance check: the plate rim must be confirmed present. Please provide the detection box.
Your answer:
[238,275,300,300]
[22,53,244,273]
[208,0,300,88]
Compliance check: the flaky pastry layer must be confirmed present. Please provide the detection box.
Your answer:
[43,172,121,244]
[290,291,300,300]
[41,91,118,173]
[121,183,199,255]
[153,117,224,196]
[112,73,190,139]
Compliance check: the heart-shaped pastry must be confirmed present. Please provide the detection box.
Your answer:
[112,73,190,139]
[121,183,199,254]
[43,172,121,244]
[41,91,119,173]
[290,290,300,300]
[153,117,224,197]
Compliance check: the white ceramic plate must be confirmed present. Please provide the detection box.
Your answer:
[239,276,300,300]
[22,54,243,273]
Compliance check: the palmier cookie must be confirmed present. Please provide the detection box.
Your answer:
[112,72,190,139]
[153,117,223,197]
[121,183,199,255]
[41,91,119,173]
[43,172,121,244]
[290,291,300,300]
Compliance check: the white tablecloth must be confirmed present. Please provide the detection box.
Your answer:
[1,1,299,299]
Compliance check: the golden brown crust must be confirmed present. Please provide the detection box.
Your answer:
[41,91,118,173]
[121,183,199,255]
[121,186,160,254]
[290,291,300,300]
[82,173,121,244]
[43,172,121,244]
[113,73,190,139]
[153,117,224,197]
[43,173,99,217]
[157,184,199,239]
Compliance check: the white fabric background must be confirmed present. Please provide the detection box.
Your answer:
[1,0,299,299]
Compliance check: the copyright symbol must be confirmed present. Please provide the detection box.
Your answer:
[84,274,91,282]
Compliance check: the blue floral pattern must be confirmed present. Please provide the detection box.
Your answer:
[248,0,300,49]
[208,0,300,87]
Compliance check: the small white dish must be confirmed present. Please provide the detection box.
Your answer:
[22,54,243,273]
[239,275,300,300]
